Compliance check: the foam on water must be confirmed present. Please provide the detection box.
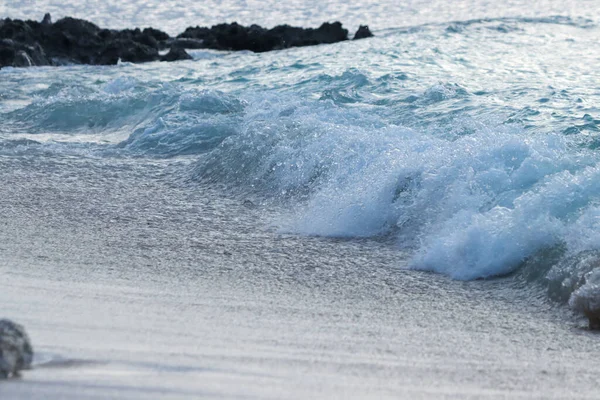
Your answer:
[187,90,600,284]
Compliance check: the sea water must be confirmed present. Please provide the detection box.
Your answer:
[4,2,600,291]
[2,0,600,396]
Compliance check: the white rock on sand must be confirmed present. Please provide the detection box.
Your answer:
[0,319,33,379]
[569,269,600,330]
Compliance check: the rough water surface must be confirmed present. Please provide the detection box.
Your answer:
[2,0,600,398]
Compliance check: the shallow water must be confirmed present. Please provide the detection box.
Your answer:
[2,0,600,397]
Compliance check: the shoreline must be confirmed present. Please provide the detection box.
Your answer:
[0,155,597,398]
[1,256,597,399]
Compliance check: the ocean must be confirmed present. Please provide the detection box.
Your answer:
[2,0,600,398]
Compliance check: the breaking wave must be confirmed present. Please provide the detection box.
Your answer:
[3,12,600,320]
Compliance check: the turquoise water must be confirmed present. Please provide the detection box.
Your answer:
[3,3,600,312]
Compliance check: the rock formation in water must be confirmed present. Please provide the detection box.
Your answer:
[353,25,373,40]
[569,269,600,330]
[0,319,33,378]
[0,14,174,67]
[177,21,348,52]
[0,14,374,69]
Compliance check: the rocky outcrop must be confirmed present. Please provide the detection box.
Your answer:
[160,47,193,62]
[0,39,49,67]
[178,21,349,52]
[96,38,160,65]
[0,319,33,379]
[569,268,600,330]
[0,15,170,67]
[0,14,373,69]
[353,25,373,40]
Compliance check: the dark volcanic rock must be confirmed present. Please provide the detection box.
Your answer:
[42,17,105,64]
[0,14,366,68]
[97,38,159,65]
[178,23,272,51]
[270,22,348,49]
[0,39,50,67]
[0,18,36,45]
[112,27,170,50]
[0,319,33,379]
[169,38,206,49]
[0,14,165,67]
[115,29,159,49]
[353,25,373,40]
[160,47,192,62]
[143,27,170,42]
[178,21,349,52]
[41,13,52,26]
[178,26,211,42]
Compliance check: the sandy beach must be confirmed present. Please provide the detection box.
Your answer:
[1,156,599,399]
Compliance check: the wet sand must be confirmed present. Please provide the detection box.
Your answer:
[1,156,599,399]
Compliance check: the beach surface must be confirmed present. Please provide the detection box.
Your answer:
[1,157,598,399]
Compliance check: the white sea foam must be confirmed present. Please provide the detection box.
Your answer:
[188,88,600,280]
